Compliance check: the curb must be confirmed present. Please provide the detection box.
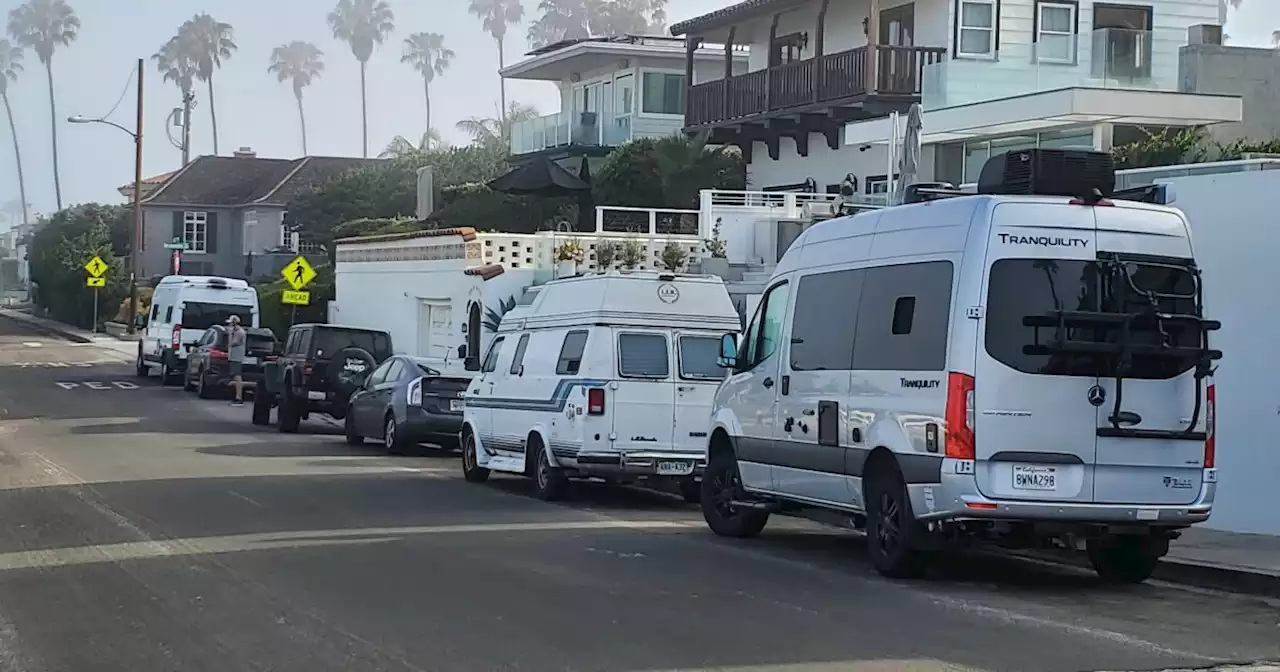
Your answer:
[1014,548,1280,599]
[0,310,93,344]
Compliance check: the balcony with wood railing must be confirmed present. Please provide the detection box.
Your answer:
[686,44,947,128]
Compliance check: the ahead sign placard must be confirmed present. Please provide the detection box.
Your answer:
[282,290,310,306]
[86,277,106,288]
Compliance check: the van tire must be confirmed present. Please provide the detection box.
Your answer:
[532,443,568,501]
[462,431,490,483]
[1087,535,1165,584]
[251,393,272,426]
[677,477,701,503]
[865,461,930,579]
[701,451,768,538]
[135,348,149,378]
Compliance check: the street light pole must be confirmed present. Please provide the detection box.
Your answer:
[129,58,143,335]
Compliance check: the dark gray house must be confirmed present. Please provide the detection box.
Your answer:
[139,148,384,279]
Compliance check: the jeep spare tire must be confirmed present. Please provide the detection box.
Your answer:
[327,347,377,407]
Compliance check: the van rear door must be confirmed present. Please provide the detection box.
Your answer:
[1090,207,1214,505]
[974,201,1100,504]
[672,333,725,456]
[610,330,676,458]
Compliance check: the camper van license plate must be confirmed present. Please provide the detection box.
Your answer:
[657,460,694,476]
[1013,465,1057,491]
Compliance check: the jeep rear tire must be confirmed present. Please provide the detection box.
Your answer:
[251,392,272,426]
[277,393,301,433]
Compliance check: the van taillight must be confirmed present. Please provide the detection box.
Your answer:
[587,388,605,415]
[945,372,976,460]
[171,326,182,350]
[1204,383,1216,469]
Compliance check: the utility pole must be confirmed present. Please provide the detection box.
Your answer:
[128,57,144,334]
[181,91,193,165]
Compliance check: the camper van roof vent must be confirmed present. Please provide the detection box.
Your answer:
[978,148,1115,199]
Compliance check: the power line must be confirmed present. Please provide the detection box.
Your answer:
[95,64,137,122]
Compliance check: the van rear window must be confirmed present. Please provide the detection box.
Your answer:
[618,333,669,378]
[181,302,252,331]
[678,336,724,380]
[985,257,1199,379]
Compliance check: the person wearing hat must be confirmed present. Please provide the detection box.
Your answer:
[226,315,247,406]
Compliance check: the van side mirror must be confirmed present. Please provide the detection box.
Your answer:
[457,344,467,359]
[464,356,480,371]
[717,333,738,369]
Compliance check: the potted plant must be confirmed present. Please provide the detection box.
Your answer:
[619,238,646,270]
[701,217,730,278]
[594,240,618,272]
[660,241,688,272]
[555,240,584,278]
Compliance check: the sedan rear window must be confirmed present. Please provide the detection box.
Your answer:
[985,257,1200,379]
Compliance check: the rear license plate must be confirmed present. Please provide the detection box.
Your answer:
[657,460,694,476]
[243,356,258,365]
[449,399,464,412]
[307,391,326,401]
[1013,465,1057,491]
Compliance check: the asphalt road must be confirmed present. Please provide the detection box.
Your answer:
[0,314,1277,672]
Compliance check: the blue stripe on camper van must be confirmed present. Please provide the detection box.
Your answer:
[466,379,610,412]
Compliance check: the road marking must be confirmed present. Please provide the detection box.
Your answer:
[0,360,123,368]
[227,490,263,507]
[54,381,143,390]
[21,342,41,348]
[0,520,700,572]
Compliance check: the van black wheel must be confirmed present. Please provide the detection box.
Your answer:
[701,451,768,538]
[1087,535,1165,584]
[866,461,930,578]
[462,431,489,483]
[532,445,568,501]
[678,477,701,503]
[135,349,149,378]
[277,394,301,433]
[251,393,272,426]
[344,409,363,445]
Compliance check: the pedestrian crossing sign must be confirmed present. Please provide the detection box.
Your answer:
[84,256,108,278]
[86,277,106,288]
[281,255,316,291]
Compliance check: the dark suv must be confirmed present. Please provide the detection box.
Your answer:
[253,323,393,432]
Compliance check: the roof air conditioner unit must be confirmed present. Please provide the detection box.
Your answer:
[802,201,837,220]
[979,148,1115,198]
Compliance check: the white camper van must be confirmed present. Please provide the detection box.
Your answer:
[703,148,1221,584]
[460,271,741,501]
[137,275,261,385]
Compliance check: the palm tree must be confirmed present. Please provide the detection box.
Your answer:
[178,14,236,155]
[0,41,28,228]
[457,101,539,148]
[7,0,79,210]
[526,0,667,48]
[268,41,324,155]
[153,34,199,165]
[327,0,395,158]
[400,32,453,149]
[468,0,524,123]
[380,129,445,159]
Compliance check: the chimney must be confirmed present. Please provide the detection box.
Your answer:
[233,146,257,158]
[1188,24,1223,46]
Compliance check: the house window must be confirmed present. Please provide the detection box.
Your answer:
[957,0,997,57]
[641,72,685,115]
[183,211,208,253]
[1035,1,1077,63]
[770,32,807,66]
[1093,3,1152,79]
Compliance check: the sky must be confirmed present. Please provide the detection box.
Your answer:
[0,0,1276,223]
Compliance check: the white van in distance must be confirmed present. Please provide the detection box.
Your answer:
[137,275,261,385]
[460,271,741,501]
[703,148,1221,583]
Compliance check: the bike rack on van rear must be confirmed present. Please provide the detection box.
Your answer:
[1020,253,1222,442]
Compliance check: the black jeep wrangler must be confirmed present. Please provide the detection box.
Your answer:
[253,323,393,433]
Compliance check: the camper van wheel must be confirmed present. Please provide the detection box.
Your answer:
[251,392,272,426]
[865,459,930,579]
[700,451,768,538]
[532,445,568,501]
[1086,534,1165,584]
[135,347,149,378]
[462,431,490,483]
[677,477,701,503]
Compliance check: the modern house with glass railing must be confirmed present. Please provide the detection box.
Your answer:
[670,0,1242,195]
[502,35,749,160]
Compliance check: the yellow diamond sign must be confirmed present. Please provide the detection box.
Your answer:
[84,255,108,278]
[281,255,316,291]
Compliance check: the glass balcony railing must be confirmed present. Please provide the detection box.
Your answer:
[921,28,1180,110]
[510,111,648,155]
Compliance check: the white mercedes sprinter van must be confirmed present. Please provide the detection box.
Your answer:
[137,275,261,385]
[460,271,740,501]
[703,149,1221,583]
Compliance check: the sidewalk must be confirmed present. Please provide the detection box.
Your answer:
[0,307,139,359]
[1157,527,1280,598]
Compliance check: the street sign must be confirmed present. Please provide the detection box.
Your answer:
[163,238,189,250]
[84,256,108,277]
[282,290,310,306]
[281,256,316,291]
[86,277,106,288]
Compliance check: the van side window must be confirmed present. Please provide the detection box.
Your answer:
[851,261,954,371]
[481,336,505,373]
[739,281,791,370]
[164,306,174,322]
[556,330,589,375]
[150,304,160,321]
[790,270,864,371]
[618,333,670,378]
[509,334,530,375]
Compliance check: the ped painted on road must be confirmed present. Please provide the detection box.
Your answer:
[55,381,141,390]
[0,360,128,368]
